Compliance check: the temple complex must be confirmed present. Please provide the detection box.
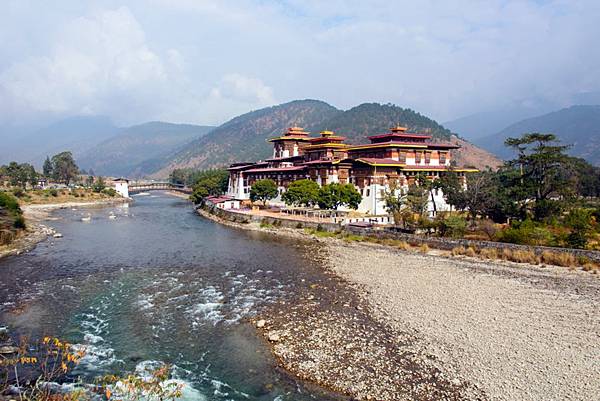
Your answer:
[227,126,477,215]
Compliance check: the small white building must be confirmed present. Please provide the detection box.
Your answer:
[113,178,129,198]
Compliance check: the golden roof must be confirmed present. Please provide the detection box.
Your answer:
[390,125,408,132]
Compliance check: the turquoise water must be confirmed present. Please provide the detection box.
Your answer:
[0,194,344,400]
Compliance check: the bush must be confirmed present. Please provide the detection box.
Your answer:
[102,188,117,197]
[435,215,467,238]
[11,187,25,197]
[566,231,588,249]
[497,220,554,246]
[49,188,58,197]
[13,215,26,229]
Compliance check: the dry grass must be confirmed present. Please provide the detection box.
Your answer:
[540,250,576,267]
[464,246,477,257]
[451,246,466,256]
[478,248,498,260]
[501,248,513,261]
[397,241,411,251]
[419,243,429,253]
[509,249,540,265]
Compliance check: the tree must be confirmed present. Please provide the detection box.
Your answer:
[383,183,407,225]
[92,176,106,192]
[43,156,53,177]
[190,186,209,204]
[505,133,572,220]
[51,151,79,185]
[85,175,94,187]
[3,162,37,188]
[282,179,320,207]
[250,179,278,206]
[317,183,362,210]
[169,169,189,186]
[188,169,230,204]
[405,184,428,215]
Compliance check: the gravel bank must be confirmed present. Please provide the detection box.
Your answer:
[0,199,128,260]
[327,242,600,401]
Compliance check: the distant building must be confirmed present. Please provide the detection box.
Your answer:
[36,178,48,190]
[227,126,477,215]
[113,178,129,198]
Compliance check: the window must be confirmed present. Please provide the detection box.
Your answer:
[415,152,421,163]
[440,152,447,164]
[399,151,406,163]
[425,152,431,164]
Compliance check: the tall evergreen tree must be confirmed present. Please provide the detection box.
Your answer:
[51,151,79,185]
[43,156,53,177]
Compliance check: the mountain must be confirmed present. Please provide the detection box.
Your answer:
[151,100,341,176]
[78,122,214,177]
[309,102,500,169]
[310,103,453,142]
[444,106,553,141]
[1,116,121,166]
[151,100,501,177]
[475,105,600,165]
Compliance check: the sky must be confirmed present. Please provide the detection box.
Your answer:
[1,0,599,128]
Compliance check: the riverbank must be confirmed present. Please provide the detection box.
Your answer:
[0,198,129,260]
[198,207,600,400]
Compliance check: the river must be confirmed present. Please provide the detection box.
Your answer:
[0,193,345,401]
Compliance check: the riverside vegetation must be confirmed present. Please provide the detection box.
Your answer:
[0,332,183,401]
[0,151,119,248]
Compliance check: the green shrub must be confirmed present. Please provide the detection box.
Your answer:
[0,191,21,213]
[102,188,117,197]
[438,215,467,238]
[497,219,554,246]
[13,215,26,229]
[49,188,58,197]
[0,191,25,232]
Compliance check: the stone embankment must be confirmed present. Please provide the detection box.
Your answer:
[200,205,600,401]
[205,204,600,263]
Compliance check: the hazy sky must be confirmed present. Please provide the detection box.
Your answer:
[1,0,599,127]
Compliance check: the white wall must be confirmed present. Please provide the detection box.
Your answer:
[114,182,129,198]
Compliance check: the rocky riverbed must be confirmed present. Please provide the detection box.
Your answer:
[324,242,600,401]
[200,208,600,400]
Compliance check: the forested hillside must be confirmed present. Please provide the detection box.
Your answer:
[78,122,214,177]
[151,100,500,177]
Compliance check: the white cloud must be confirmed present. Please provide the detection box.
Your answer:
[210,73,275,105]
[0,1,599,126]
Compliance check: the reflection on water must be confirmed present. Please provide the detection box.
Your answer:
[0,194,343,400]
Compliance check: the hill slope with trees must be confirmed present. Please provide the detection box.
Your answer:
[151,101,500,177]
[78,122,214,177]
